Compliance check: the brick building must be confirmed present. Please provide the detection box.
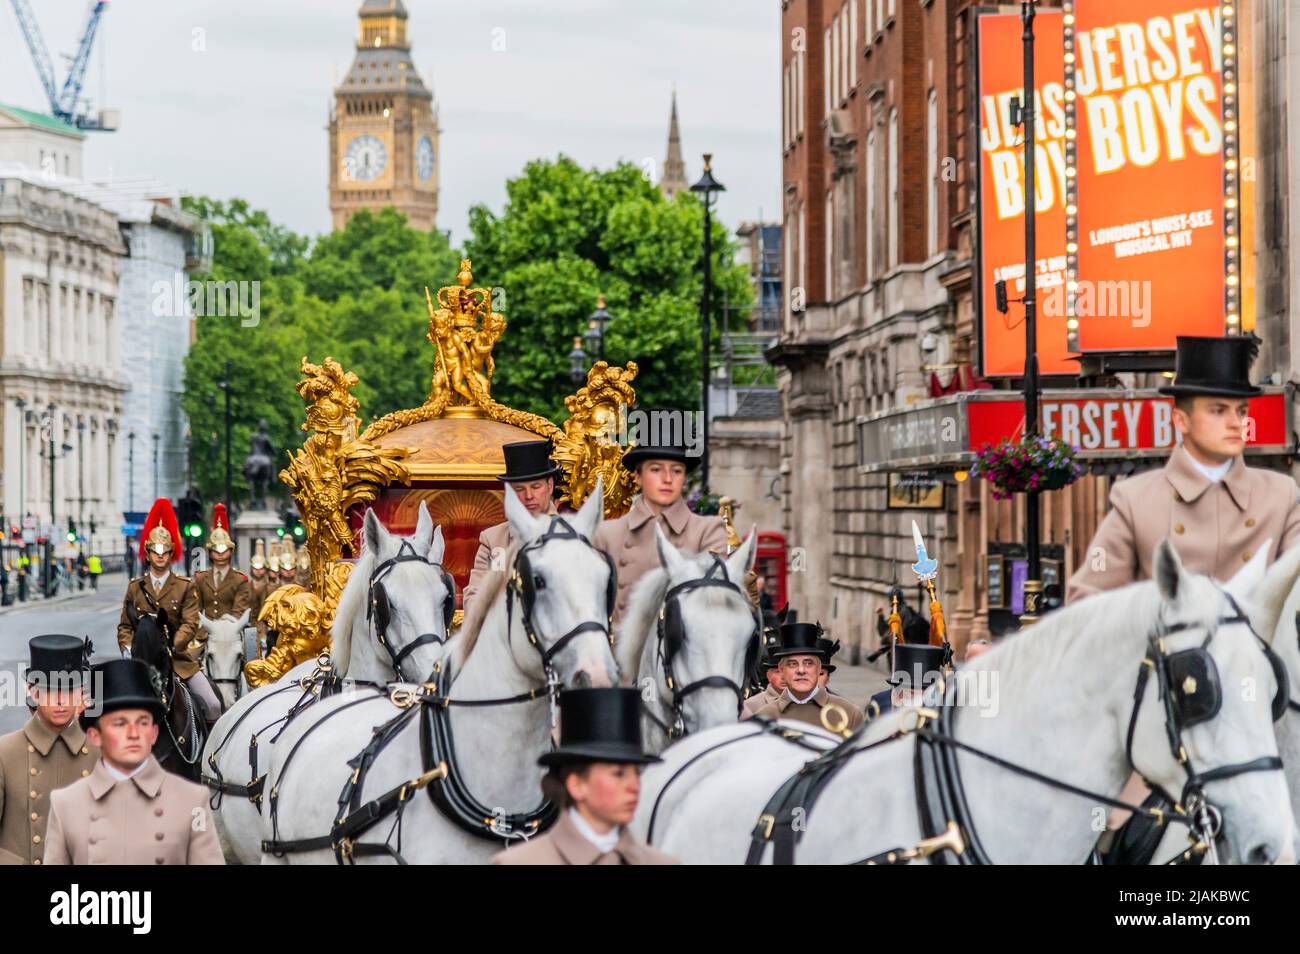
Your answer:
[771,0,1300,661]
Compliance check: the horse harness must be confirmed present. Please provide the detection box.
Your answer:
[744,591,1288,865]
[261,517,615,863]
[645,554,761,740]
[368,540,457,681]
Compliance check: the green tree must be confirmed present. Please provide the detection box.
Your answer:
[464,155,752,420]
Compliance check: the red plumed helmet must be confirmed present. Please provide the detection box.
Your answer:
[140,498,182,564]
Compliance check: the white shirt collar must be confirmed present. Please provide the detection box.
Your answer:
[148,570,170,589]
[567,807,621,854]
[1188,455,1234,483]
[785,688,818,705]
[103,760,148,782]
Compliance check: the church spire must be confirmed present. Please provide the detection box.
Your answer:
[659,90,688,201]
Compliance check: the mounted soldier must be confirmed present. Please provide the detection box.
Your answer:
[41,659,224,866]
[492,688,677,865]
[464,439,561,618]
[193,503,252,628]
[116,498,220,728]
[247,539,271,649]
[746,622,865,733]
[868,641,948,719]
[0,635,97,864]
[594,428,727,624]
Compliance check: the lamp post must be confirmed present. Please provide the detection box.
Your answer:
[14,397,26,527]
[152,432,160,500]
[1019,0,1043,623]
[38,404,73,596]
[218,361,233,514]
[127,430,136,512]
[568,336,588,386]
[584,295,612,362]
[76,418,86,547]
[690,154,725,496]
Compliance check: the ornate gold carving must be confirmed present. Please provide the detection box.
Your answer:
[361,260,559,443]
[243,585,330,688]
[554,360,639,518]
[280,356,414,598]
[719,497,742,552]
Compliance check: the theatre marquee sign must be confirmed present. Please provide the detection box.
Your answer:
[857,389,1292,473]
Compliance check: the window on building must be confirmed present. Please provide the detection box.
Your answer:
[823,28,832,116]
[875,0,883,33]
[796,52,804,134]
[784,65,791,146]
[798,203,807,301]
[849,0,858,87]
[865,0,873,40]
[825,190,834,300]
[888,0,895,18]
[888,108,899,269]
[831,13,840,106]
[866,129,876,283]
[927,89,938,257]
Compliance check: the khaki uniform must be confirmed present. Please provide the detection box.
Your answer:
[116,573,203,679]
[193,567,252,621]
[748,685,865,733]
[594,495,728,623]
[42,756,225,865]
[0,716,98,865]
[248,574,271,646]
[1066,446,1300,603]
[491,810,677,865]
[741,684,781,718]
[464,504,559,617]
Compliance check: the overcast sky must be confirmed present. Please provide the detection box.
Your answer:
[0,0,780,245]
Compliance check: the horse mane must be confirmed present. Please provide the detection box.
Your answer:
[130,614,173,686]
[451,542,516,675]
[960,579,1166,699]
[330,548,377,678]
[617,566,670,679]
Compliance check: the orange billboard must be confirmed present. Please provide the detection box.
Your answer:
[977,10,1074,377]
[1072,0,1229,351]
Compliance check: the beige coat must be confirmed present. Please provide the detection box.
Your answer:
[116,573,203,679]
[464,504,559,618]
[193,567,252,621]
[1066,446,1300,603]
[0,716,98,865]
[741,684,781,718]
[594,495,728,624]
[42,756,225,865]
[491,810,678,865]
[747,685,865,733]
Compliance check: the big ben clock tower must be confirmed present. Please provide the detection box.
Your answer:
[329,0,439,231]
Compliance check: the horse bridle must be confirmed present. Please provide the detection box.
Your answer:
[649,553,760,739]
[367,540,455,682]
[1124,589,1286,863]
[506,516,616,686]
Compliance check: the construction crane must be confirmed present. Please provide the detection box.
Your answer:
[9,0,117,130]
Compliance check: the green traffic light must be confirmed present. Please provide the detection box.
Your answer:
[293,525,304,538]
[66,531,76,542]
[277,528,286,537]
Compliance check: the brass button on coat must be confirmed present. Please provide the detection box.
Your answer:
[154,808,164,816]
[32,859,41,866]
[1174,524,1185,534]
[29,790,38,799]
[29,768,37,776]
[154,832,165,841]
[1246,518,1256,527]
[27,744,34,753]
[30,812,38,821]
[32,835,40,844]
[1243,552,1254,562]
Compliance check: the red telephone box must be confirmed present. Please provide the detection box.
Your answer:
[755,532,788,611]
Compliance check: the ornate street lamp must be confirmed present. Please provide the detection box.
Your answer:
[584,294,612,362]
[690,154,725,496]
[568,336,588,386]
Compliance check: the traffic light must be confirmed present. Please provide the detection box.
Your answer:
[177,495,204,543]
[66,518,77,543]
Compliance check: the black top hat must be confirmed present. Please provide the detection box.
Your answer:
[538,688,662,767]
[27,634,91,685]
[816,636,841,674]
[621,410,702,471]
[1157,335,1262,398]
[80,659,166,730]
[497,440,563,483]
[769,622,828,662]
[888,642,947,689]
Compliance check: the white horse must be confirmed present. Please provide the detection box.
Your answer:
[258,480,619,864]
[616,526,759,752]
[201,608,253,710]
[632,540,1295,864]
[202,502,453,864]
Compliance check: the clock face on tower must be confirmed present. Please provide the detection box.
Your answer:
[416,136,435,180]
[345,135,388,182]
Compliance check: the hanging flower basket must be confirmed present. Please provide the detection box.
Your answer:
[969,434,1084,502]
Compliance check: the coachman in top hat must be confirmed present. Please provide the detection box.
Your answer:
[0,635,97,864]
[464,439,562,618]
[1067,335,1300,601]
